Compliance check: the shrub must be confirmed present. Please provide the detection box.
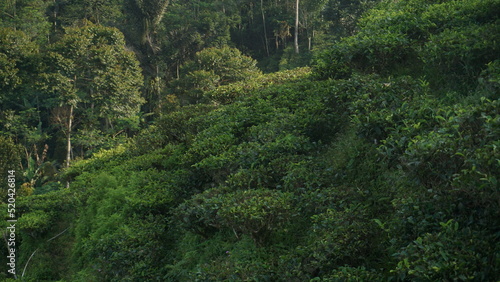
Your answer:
[172,46,261,103]
[392,220,499,281]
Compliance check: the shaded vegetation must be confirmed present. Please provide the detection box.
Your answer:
[0,0,499,281]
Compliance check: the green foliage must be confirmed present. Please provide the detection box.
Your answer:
[192,46,260,81]
[0,0,51,42]
[313,45,353,79]
[58,0,125,26]
[478,60,500,95]
[318,0,380,42]
[0,189,74,280]
[307,205,382,271]
[0,52,21,94]
[134,103,216,151]
[392,220,499,281]
[206,67,311,105]
[2,0,499,281]
[178,188,294,246]
[173,46,261,103]
[68,147,186,280]
[319,266,384,281]
[421,21,499,83]
[0,136,21,194]
[279,46,313,70]
[155,0,241,77]
[51,23,145,121]
[33,22,146,157]
[0,27,37,102]
[313,0,499,90]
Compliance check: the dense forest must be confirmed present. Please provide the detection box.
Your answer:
[0,0,499,280]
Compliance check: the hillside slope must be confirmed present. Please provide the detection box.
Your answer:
[3,0,499,280]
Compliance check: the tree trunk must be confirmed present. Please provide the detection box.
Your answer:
[294,0,299,54]
[65,104,73,188]
[53,0,57,33]
[176,62,180,79]
[261,0,270,56]
[65,104,73,170]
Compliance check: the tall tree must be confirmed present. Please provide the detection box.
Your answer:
[38,23,144,162]
[36,51,78,173]
[0,28,48,170]
[51,23,144,127]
